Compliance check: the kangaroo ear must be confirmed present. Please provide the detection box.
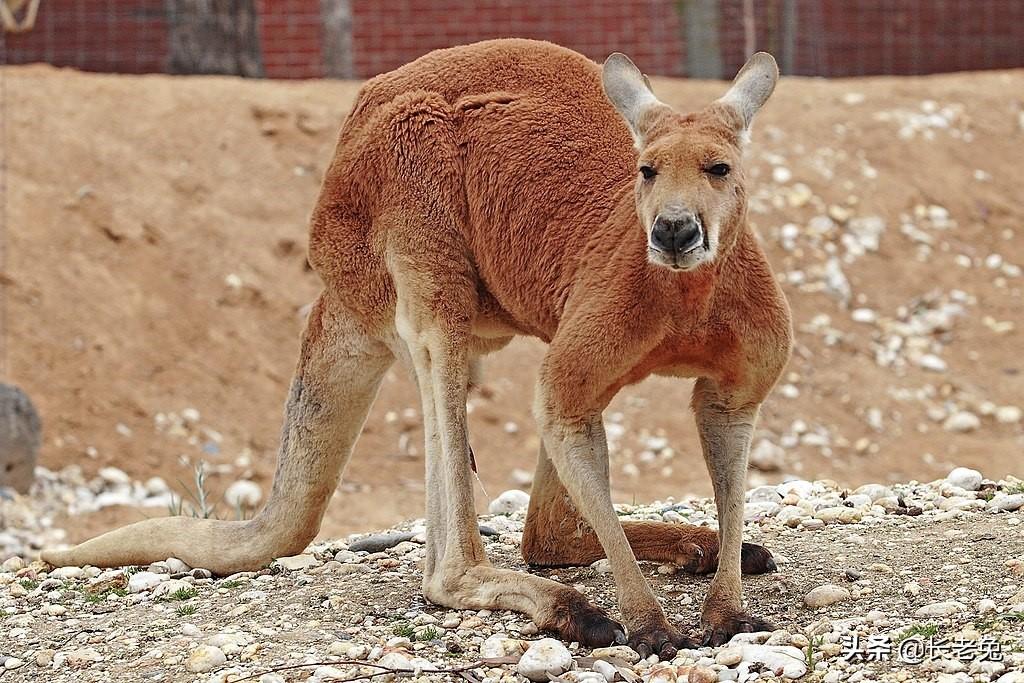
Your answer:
[602,52,664,145]
[717,52,778,131]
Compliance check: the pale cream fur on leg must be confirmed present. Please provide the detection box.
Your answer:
[42,294,392,574]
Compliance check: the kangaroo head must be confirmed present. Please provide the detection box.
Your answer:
[602,52,778,272]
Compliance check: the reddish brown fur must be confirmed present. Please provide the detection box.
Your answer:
[44,39,791,653]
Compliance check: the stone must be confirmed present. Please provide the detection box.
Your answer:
[804,584,851,608]
[50,566,86,580]
[943,413,980,433]
[748,440,785,472]
[224,480,263,508]
[946,467,983,490]
[977,598,997,613]
[152,578,193,599]
[275,554,318,571]
[854,484,893,501]
[0,384,41,493]
[65,648,103,666]
[186,645,226,673]
[128,571,166,593]
[348,531,417,553]
[2,556,26,572]
[517,638,572,681]
[591,645,639,664]
[748,485,783,504]
[736,644,807,679]
[915,600,966,618]
[488,489,530,515]
[592,659,618,682]
[689,666,718,683]
[715,647,743,666]
[988,494,1024,512]
[480,634,527,658]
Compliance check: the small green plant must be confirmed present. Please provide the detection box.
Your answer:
[168,462,254,521]
[895,623,939,642]
[122,566,141,578]
[804,635,824,668]
[168,586,198,601]
[18,579,39,591]
[392,622,416,639]
[417,626,442,642]
[219,579,243,589]
[176,604,198,616]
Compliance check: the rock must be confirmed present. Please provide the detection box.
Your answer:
[591,645,641,664]
[152,578,193,599]
[988,494,1024,512]
[348,531,417,553]
[915,600,966,618]
[853,483,892,501]
[480,634,527,658]
[165,557,191,573]
[814,507,861,524]
[690,666,718,683]
[517,638,573,681]
[0,384,41,494]
[186,645,226,673]
[592,659,618,682]
[946,467,983,490]
[2,657,24,670]
[50,566,86,580]
[716,647,743,666]
[128,571,166,593]
[748,485,783,504]
[744,501,780,520]
[805,584,851,608]
[977,598,997,613]
[224,480,263,508]
[943,413,980,433]
[488,489,530,515]
[275,554,318,571]
[65,648,103,666]
[737,644,807,679]
[748,440,785,472]
[2,556,26,572]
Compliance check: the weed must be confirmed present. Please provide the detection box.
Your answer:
[168,586,198,601]
[167,461,253,521]
[176,604,198,616]
[804,635,824,668]
[18,579,38,591]
[417,626,442,642]
[894,623,939,642]
[392,623,416,639]
[219,579,243,589]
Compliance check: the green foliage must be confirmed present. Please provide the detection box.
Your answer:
[176,604,198,616]
[895,623,939,642]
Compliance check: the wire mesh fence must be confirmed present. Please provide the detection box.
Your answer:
[1,1,1023,79]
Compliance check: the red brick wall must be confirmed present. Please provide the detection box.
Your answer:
[2,1,1023,79]
[4,0,168,74]
[255,0,324,78]
[350,0,683,79]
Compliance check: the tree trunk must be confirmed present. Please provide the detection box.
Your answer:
[167,0,264,77]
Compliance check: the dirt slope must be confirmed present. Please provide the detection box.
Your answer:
[3,64,1022,540]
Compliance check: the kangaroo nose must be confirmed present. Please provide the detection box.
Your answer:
[650,214,703,253]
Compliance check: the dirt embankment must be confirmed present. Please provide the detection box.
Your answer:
[3,64,1023,540]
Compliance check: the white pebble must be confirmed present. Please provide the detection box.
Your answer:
[804,584,851,608]
[946,467,983,490]
[186,645,226,673]
[488,489,530,515]
[517,638,573,682]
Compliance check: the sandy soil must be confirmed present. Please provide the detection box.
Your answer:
[3,63,1023,540]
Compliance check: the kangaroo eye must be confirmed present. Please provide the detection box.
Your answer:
[706,163,731,177]
[639,165,657,180]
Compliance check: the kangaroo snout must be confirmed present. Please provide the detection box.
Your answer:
[650,213,704,254]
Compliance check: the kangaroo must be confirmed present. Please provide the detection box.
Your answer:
[43,39,792,656]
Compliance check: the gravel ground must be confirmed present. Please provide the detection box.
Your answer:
[2,469,1023,683]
